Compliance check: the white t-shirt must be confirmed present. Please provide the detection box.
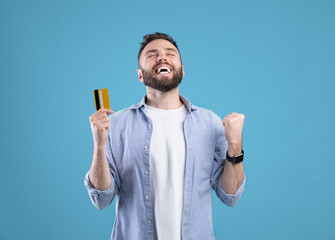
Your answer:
[145,103,188,240]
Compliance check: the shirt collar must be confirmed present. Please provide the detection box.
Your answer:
[130,95,198,113]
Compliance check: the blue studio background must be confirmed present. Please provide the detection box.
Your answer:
[1,0,334,239]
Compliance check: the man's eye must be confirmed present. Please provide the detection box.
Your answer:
[168,54,175,56]
[147,55,155,58]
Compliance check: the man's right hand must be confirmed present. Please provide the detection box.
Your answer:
[89,108,115,146]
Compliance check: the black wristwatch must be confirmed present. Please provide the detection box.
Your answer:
[226,149,244,164]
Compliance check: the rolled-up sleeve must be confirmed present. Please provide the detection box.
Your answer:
[84,172,117,210]
[215,174,246,207]
[210,113,246,207]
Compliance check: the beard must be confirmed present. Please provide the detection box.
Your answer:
[141,64,183,92]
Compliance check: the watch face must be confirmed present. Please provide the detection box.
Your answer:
[234,152,244,164]
[226,150,244,164]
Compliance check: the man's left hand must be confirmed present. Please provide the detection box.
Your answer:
[222,112,245,156]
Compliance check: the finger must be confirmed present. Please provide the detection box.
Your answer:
[231,112,245,119]
[96,122,110,130]
[98,108,115,115]
[223,116,231,122]
[227,112,240,118]
[105,122,110,129]
[93,119,110,127]
[100,122,110,128]
[90,111,105,120]
[95,114,110,121]
[99,119,110,125]
[222,118,232,126]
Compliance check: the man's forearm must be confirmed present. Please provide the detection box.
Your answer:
[221,112,245,194]
[220,148,245,194]
[89,144,112,191]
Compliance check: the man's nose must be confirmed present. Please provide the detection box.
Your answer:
[156,53,167,62]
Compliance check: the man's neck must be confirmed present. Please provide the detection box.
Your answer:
[145,87,183,110]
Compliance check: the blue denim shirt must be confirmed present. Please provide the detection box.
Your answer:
[84,95,246,240]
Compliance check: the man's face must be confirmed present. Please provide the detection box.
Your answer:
[137,39,185,92]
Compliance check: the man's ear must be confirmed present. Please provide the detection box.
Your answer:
[137,69,144,83]
[182,65,185,78]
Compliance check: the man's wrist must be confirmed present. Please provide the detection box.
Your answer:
[94,142,106,152]
[227,143,242,157]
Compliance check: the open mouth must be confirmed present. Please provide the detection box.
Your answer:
[155,65,172,75]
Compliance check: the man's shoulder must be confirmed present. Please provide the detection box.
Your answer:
[109,105,138,121]
[191,104,221,122]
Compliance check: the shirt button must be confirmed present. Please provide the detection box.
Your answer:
[145,170,149,174]
[144,146,148,149]
[145,196,149,200]
[148,125,152,128]
[147,220,151,224]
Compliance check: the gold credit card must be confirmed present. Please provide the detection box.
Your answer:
[93,88,111,111]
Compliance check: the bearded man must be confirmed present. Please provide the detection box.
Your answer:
[85,32,246,240]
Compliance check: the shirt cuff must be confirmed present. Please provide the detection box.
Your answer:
[84,171,116,198]
[217,175,246,207]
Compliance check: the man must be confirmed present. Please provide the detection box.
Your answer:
[85,32,246,240]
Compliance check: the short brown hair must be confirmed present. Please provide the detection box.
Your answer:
[138,32,181,63]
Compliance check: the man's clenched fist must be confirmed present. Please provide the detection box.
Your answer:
[89,108,114,146]
[222,112,245,156]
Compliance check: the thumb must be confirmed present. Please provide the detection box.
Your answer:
[100,108,115,115]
